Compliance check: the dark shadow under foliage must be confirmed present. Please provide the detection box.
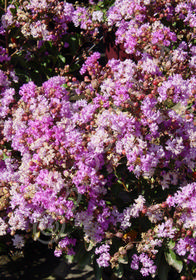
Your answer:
[0,239,180,280]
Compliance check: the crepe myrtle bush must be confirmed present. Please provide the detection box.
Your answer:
[1,0,196,279]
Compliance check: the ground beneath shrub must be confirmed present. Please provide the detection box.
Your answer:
[0,242,95,280]
[0,241,179,280]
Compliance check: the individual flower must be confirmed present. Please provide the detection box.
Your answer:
[12,234,25,249]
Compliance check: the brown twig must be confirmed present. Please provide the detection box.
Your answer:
[5,0,8,11]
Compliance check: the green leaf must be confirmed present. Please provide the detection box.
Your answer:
[68,35,80,55]
[192,265,196,274]
[158,261,170,280]
[113,263,124,278]
[63,83,69,88]
[78,251,92,267]
[165,249,183,273]
[58,55,66,63]
[94,262,103,280]
[48,41,53,48]
[157,251,170,280]
[85,240,95,252]
[118,255,128,264]
[168,240,175,250]
[64,254,74,263]
[32,231,40,241]
[3,153,9,160]
[75,244,93,268]
[97,2,104,7]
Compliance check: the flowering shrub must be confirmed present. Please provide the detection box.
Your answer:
[1,0,196,279]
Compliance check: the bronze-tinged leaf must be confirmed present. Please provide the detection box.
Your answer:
[123,230,137,242]
[0,195,9,211]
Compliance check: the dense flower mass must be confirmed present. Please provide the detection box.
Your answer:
[1,0,196,279]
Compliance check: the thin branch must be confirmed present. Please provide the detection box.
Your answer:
[5,0,8,11]
[10,49,20,57]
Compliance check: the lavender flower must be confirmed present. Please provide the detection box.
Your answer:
[95,244,111,267]
[12,234,25,249]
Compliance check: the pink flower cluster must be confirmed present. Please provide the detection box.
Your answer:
[1,0,196,279]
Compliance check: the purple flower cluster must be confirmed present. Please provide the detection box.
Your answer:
[72,6,92,30]
[95,244,111,267]
[107,0,177,56]
[131,253,156,277]
[1,0,196,278]
[80,52,101,75]
[0,46,10,63]
[175,237,196,263]
[166,183,196,233]
[3,1,73,42]
[54,237,76,257]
